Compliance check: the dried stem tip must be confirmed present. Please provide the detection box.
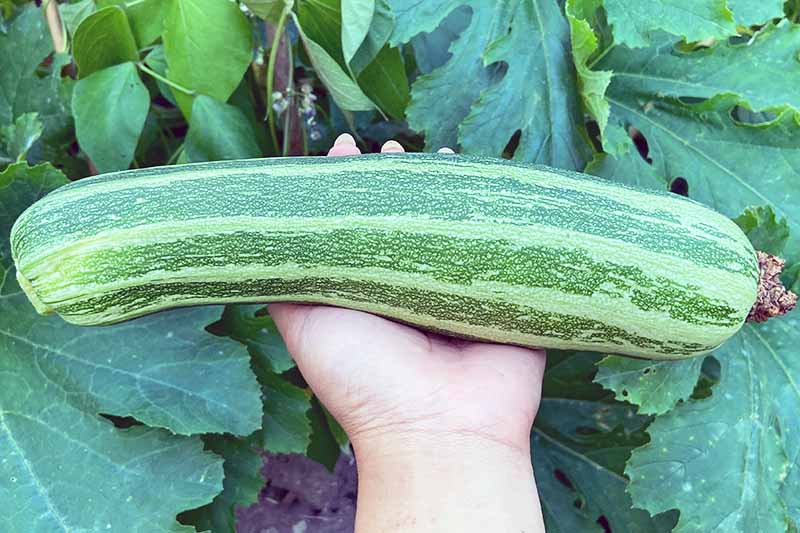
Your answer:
[747,251,798,322]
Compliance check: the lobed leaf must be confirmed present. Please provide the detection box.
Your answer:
[179,434,266,532]
[628,315,800,531]
[1,162,238,532]
[534,351,678,532]
[603,0,736,48]
[395,1,515,150]
[734,205,790,256]
[594,355,706,416]
[458,0,590,169]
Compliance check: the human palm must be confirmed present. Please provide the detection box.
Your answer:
[268,135,546,454]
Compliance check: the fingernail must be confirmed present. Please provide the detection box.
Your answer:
[334,133,356,146]
[437,147,455,154]
[381,140,404,153]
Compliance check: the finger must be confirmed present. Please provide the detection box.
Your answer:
[437,147,455,154]
[327,133,361,157]
[268,302,435,371]
[381,140,405,153]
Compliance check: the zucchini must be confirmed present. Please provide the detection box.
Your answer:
[11,153,762,359]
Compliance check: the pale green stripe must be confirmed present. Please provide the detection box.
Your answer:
[22,215,754,307]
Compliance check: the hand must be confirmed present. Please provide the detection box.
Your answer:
[268,134,547,532]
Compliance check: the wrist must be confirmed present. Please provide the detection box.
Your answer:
[352,428,532,472]
[351,430,543,533]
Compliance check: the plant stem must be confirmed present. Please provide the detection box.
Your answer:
[166,143,184,165]
[137,63,196,96]
[281,34,295,157]
[43,0,66,53]
[588,43,614,70]
[266,3,292,155]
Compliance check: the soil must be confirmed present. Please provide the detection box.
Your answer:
[237,451,358,533]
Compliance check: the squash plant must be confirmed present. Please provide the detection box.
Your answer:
[0,0,798,531]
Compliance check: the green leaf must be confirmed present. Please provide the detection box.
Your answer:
[0,162,68,282]
[408,5,470,75]
[0,6,72,166]
[184,95,261,163]
[294,13,376,112]
[594,356,706,415]
[0,112,43,163]
[72,6,138,77]
[393,1,516,150]
[162,0,252,118]
[1,301,263,436]
[603,0,736,48]
[584,124,667,190]
[213,304,295,374]
[242,0,283,22]
[458,0,590,169]
[258,370,313,454]
[627,314,800,531]
[534,352,678,532]
[566,0,611,135]
[388,0,464,43]
[598,22,800,117]
[350,0,394,74]
[296,0,405,118]
[306,396,343,472]
[356,44,410,119]
[58,0,96,36]
[603,95,800,264]
[728,0,785,26]
[179,434,266,532]
[72,61,150,172]
[1,162,226,532]
[341,0,375,65]
[144,45,177,105]
[97,0,163,47]
[734,205,790,256]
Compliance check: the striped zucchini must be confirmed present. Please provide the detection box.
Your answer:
[11,153,759,360]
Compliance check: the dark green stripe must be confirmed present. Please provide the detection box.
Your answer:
[15,153,755,275]
[55,277,714,357]
[48,228,744,327]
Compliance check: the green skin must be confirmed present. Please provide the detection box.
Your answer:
[11,152,758,359]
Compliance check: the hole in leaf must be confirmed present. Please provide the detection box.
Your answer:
[676,96,706,106]
[574,496,585,509]
[585,119,602,152]
[643,367,653,375]
[597,515,612,533]
[100,414,141,429]
[670,177,689,197]
[554,468,575,491]
[628,127,652,164]
[621,389,629,397]
[730,105,778,126]
[502,130,522,159]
